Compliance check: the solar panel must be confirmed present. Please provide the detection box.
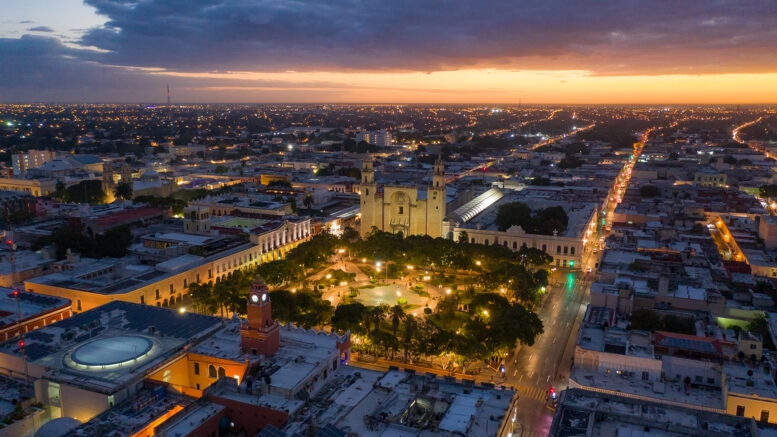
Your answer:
[257,424,287,437]
[316,424,347,437]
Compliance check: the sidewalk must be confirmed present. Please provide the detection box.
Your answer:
[350,352,507,387]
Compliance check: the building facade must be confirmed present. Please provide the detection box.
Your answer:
[359,156,446,238]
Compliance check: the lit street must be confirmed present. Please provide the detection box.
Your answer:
[498,268,590,436]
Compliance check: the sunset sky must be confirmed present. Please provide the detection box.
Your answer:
[2,0,776,104]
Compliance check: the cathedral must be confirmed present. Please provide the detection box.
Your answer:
[359,155,446,238]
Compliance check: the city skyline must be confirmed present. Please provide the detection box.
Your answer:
[2,0,777,104]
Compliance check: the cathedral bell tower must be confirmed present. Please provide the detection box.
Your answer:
[359,155,377,238]
[425,155,446,238]
[240,275,280,356]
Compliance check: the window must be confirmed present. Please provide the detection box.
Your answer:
[570,247,575,255]
[557,246,562,254]
[736,405,745,417]
[218,367,226,378]
[513,242,517,249]
[208,365,217,378]
[169,284,174,294]
[563,246,568,255]
[750,344,757,350]
[695,376,702,383]
[194,363,200,375]
[140,295,145,305]
[761,410,770,423]
[398,206,404,214]
[707,377,715,384]
[77,299,82,311]
[183,279,188,289]
[155,289,160,299]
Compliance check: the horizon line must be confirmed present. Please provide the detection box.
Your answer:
[2,102,776,107]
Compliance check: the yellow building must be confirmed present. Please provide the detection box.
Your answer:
[0,177,56,196]
[24,218,311,313]
[359,155,446,238]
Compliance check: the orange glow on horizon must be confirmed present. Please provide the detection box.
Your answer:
[153,69,777,104]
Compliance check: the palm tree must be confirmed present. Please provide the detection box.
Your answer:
[402,315,417,361]
[390,304,405,337]
[213,280,231,317]
[370,305,387,334]
[54,180,67,201]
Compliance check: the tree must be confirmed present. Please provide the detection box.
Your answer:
[113,181,133,200]
[212,280,232,317]
[402,315,418,361]
[267,180,292,189]
[390,304,405,337]
[189,282,214,314]
[65,180,106,204]
[630,309,662,331]
[495,202,532,232]
[495,201,568,235]
[54,180,67,200]
[370,305,388,333]
[214,165,229,175]
[760,185,777,199]
[332,302,367,334]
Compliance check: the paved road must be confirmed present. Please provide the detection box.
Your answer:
[498,268,591,436]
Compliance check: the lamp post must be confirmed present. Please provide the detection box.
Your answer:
[376,261,388,283]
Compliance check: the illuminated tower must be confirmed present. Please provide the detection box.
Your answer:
[240,276,280,356]
[359,156,377,238]
[425,155,446,237]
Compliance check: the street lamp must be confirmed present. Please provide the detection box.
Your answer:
[376,261,388,282]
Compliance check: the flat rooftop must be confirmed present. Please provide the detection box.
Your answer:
[26,240,255,295]
[0,287,70,331]
[64,385,194,437]
[211,366,515,437]
[0,301,223,393]
[551,388,758,437]
[570,366,725,411]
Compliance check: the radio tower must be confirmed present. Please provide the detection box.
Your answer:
[167,84,172,122]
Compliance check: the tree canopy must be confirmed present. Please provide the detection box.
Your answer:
[494,202,568,235]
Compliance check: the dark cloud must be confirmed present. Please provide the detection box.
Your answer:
[3,0,777,102]
[76,0,777,75]
[27,26,54,32]
[0,35,365,102]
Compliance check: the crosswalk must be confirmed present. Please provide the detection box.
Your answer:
[513,384,549,402]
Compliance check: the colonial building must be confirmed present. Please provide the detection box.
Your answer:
[359,156,446,238]
[240,276,280,357]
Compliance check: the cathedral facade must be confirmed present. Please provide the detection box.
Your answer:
[359,156,446,238]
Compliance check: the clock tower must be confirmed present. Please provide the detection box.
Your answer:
[240,275,280,356]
